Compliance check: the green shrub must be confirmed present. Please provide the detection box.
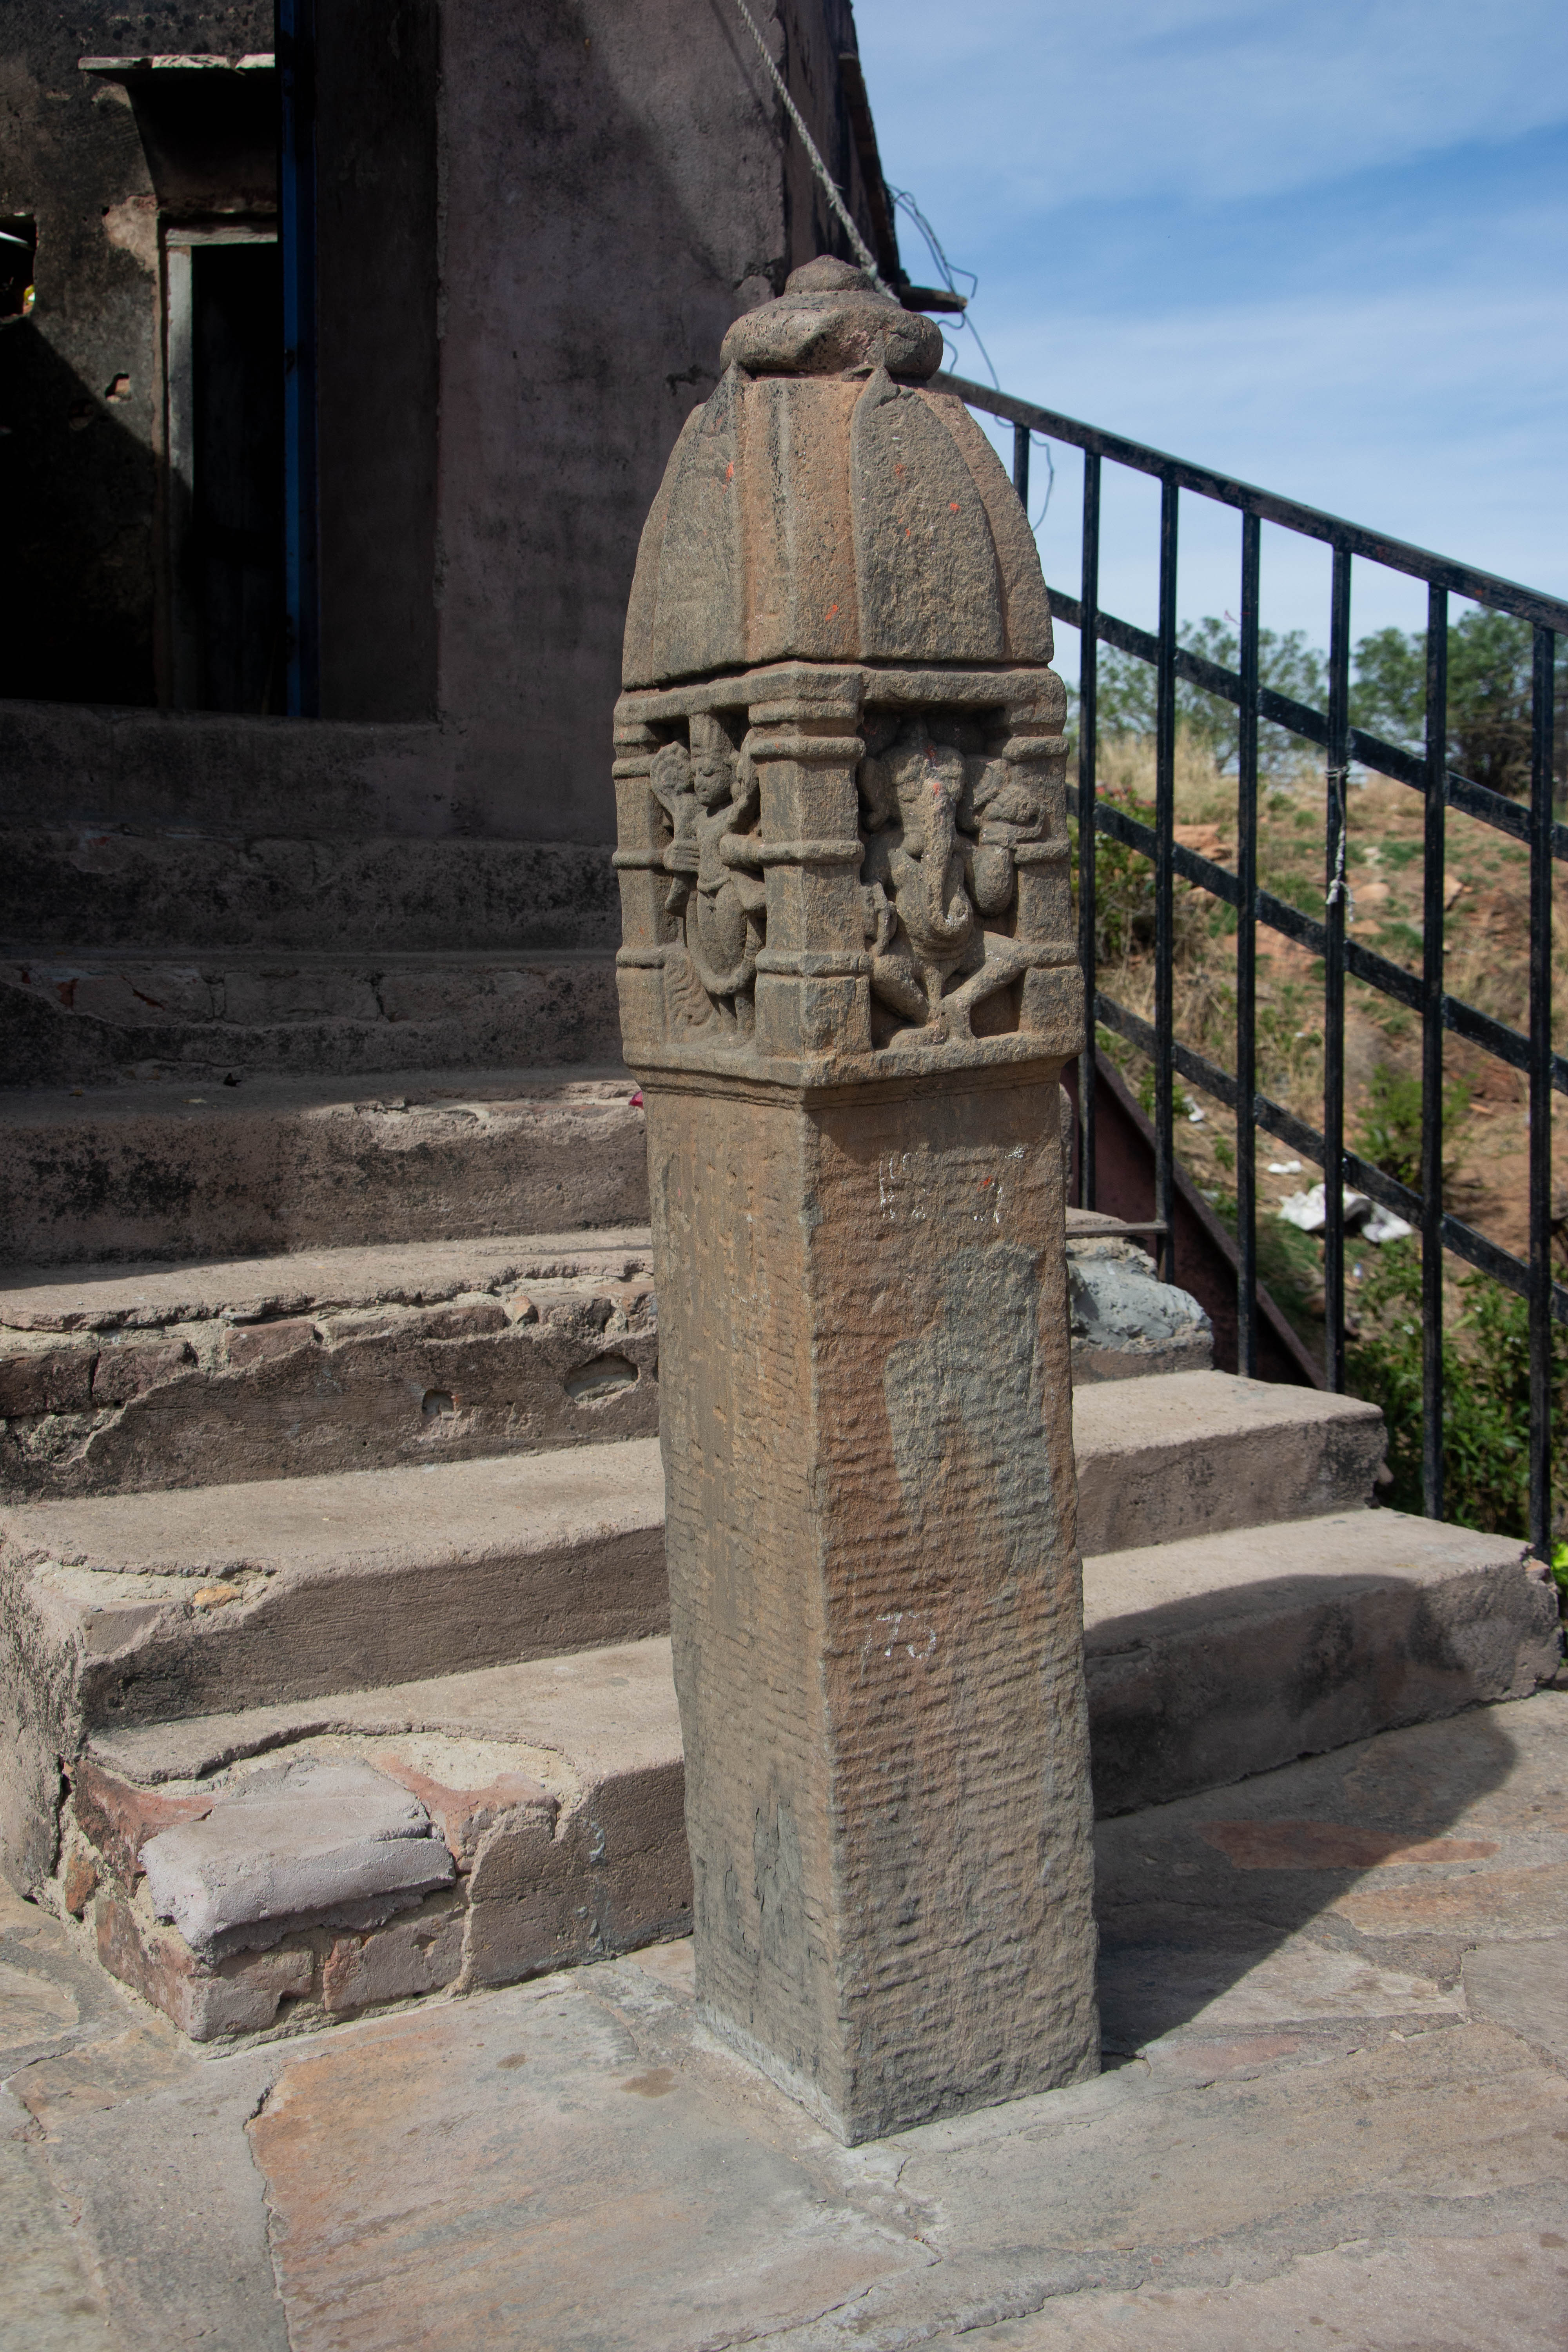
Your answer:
[1356,1062,1470,1191]
[1346,1241,1566,1548]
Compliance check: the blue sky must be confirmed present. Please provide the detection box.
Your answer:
[852,0,1568,674]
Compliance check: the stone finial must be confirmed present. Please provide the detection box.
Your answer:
[718,256,944,381]
[622,260,1050,687]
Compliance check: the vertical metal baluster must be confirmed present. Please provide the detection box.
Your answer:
[1236,514,1261,1376]
[1154,478,1179,1279]
[1323,545,1352,1391]
[1527,626,1555,1560]
[1421,587,1448,1518]
[1012,423,1030,515]
[1078,453,1102,1209]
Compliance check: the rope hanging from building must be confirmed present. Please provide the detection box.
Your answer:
[724,0,897,299]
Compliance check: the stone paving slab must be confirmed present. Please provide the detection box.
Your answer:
[1,1690,1562,2351]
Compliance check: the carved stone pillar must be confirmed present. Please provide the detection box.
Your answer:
[613,258,1099,2144]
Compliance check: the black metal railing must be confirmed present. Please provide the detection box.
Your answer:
[939,372,1566,1559]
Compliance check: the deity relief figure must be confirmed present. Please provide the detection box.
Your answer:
[859,717,1046,1038]
[650,713,766,1029]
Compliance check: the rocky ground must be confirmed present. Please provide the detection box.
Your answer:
[3,1686,1564,2352]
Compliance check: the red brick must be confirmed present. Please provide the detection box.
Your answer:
[71,1759,217,1887]
[95,1887,315,2040]
[372,1755,555,1869]
[321,1896,466,2015]
[60,1844,100,1918]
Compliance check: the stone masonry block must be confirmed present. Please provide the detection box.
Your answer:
[0,1337,97,1417]
[140,1759,454,1958]
[90,1336,197,1404]
[223,1319,320,1370]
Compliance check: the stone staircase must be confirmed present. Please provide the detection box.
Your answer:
[2,1232,1555,2046]
[0,917,1555,2045]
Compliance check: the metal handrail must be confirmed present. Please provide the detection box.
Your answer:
[935,372,1563,1557]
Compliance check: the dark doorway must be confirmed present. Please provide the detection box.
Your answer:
[185,240,284,711]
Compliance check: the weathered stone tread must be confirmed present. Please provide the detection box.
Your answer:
[0,1226,653,1329]
[1073,1368,1385,1552]
[0,1066,646,1264]
[88,1632,683,1788]
[1085,1508,1559,1812]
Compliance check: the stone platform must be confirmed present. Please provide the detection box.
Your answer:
[4,1690,1564,2351]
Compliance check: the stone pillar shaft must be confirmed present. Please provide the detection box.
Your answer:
[649,1067,1097,2140]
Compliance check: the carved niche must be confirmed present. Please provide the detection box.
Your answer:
[650,710,767,1035]
[858,709,1050,1047]
[639,692,1063,1051]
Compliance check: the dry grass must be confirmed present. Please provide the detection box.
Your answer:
[1079,730,1568,1320]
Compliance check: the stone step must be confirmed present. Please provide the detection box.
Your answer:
[0,828,617,955]
[0,1439,668,1889]
[1082,1509,1560,1813]
[0,1067,646,1266]
[0,1363,1382,1712]
[52,1635,688,2042]
[1,950,621,1086]
[0,1374,1388,1857]
[0,1229,658,1500]
[1070,1370,1387,1553]
[41,1510,1556,2043]
[0,1201,1373,1505]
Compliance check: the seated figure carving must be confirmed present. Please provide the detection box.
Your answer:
[859,715,1045,1040]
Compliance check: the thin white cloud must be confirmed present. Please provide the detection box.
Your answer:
[964,281,1568,647]
[857,0,1568,215]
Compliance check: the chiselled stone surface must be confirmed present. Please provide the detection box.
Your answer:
[615,259,1096,2143]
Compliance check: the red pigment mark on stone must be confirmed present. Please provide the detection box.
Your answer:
[1200,1819,1500,1871]
[824,603,839,620]
[949,501,960,511]
[724,461,733,480]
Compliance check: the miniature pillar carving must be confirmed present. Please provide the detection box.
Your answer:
[614,258,1099,2144]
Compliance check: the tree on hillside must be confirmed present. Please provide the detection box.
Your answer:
[1080,605,1567,800]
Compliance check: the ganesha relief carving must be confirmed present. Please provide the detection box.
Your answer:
[650,712,767,1033]
[858,714,1047,1044]
[636,697,1063,1052]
